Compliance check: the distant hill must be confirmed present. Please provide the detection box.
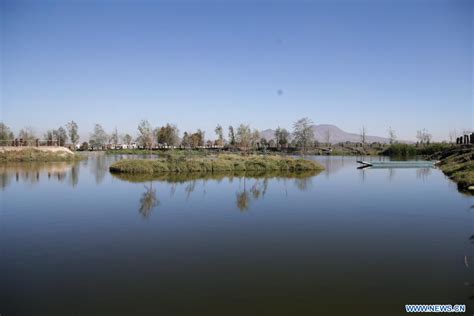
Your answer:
[260,124,392,144]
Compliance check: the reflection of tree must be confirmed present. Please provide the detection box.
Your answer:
[359,169,366,184]
[388,168,395,182]
[185,180,197,201]
[294,177,312,191]
[236,178,250,211]
[139,183,159,219]
[92,154,107,184]
[251,180,262,199]
[112,170,321,212]
[69,165,79,187]
[236,191,250,211]
[0,162,80,189]
[237,178,271,211]
[416,168,431,181]
[0,172,10,190]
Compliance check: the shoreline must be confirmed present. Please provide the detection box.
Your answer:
[432,146,474,194]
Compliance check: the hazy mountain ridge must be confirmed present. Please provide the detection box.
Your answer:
[260,124,392,144]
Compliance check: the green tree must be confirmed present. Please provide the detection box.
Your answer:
[274,127,290,147]
[123,134,132,145]
[181,132,191,148]
[189,130,205,148]
[228,126,236,146]
[156,123,179,147]
[66,121,79,148]
[44,130,55,145]
[54,127,68,146]
[0,123,13,145]
[293,117,314,152]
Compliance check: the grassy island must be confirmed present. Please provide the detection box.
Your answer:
[0,147,85,162]
[432,146,474,193]
[109,154,324,174]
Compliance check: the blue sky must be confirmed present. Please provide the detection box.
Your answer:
[1,0,472,141]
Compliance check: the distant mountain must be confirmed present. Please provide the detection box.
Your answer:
[261,124,391,144]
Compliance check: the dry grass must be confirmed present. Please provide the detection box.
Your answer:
[433,146,474,193]
[0,147,84,162]
[109,154,324,174]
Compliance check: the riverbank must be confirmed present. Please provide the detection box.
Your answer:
[0,147,84,162]
[109,154,324,174]
[432,146,474,193]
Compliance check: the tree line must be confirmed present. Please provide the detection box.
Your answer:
[0,118,448,150]
[0,118,316,151]
[0,121,79,147]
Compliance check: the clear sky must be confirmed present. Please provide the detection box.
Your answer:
[1,0,472,142]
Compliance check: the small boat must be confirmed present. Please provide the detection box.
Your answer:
[357,160,437,169]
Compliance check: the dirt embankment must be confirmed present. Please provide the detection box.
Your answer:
[431,146,474,194]
[0,146,83,162]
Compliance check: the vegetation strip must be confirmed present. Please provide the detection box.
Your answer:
[109,155,324,174]
[432,146,474,193]
[0,148,84,162]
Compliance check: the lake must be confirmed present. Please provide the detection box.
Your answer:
[1,154,473,315]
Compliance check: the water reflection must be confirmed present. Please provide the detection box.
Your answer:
[139,183,159,218]
[2,154,473,314]
[111,169,320,184]
[416,167,432,181]
[464,205,474,301]
[112,170,320,216]
[0,162,80,189]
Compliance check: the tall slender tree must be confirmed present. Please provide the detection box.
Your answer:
[215,124,224,146]
[66,121,79,149]
[387,127,396,145]
[228,126,236,146]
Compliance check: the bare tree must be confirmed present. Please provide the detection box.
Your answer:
[110,127,119,146]
[215,124,224,147]
[293,117,314,152]
[360,126,367,145]
[416,128,432,145]
[137,119,154,149]
[89,124,108,149]
[236,124,251,150]
[388,126,396,145]
[251,129,260,149]
[448,129,457,143]
[18,127,36,145]
[324,129,331,146]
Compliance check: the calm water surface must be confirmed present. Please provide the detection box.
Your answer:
[1,154,473,315]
